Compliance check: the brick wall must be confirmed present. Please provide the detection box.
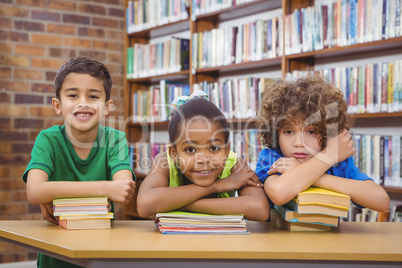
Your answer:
[0,0,127,263]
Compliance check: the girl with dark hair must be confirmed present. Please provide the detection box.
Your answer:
[137,91,269,221]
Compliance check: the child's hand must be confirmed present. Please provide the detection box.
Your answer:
[39,203,58,225]
[109,178,136,204]
[214,167,262,193]
[320,129,355,165]
[268,157,301,175]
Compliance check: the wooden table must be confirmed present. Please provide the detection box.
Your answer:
[0,220,401,268]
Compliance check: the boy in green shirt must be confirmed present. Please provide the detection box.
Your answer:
[23,56,136,268]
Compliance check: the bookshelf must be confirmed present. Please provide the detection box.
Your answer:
[124,0,402,219]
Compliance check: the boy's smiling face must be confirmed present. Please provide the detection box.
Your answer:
[169,118,230,187]
[52,73,113,141]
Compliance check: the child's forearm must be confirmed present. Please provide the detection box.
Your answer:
[313,175,390,212]
[183,187,269,221]
[136,184,218,218]
[27,180,114,204]
[266,156,332,205]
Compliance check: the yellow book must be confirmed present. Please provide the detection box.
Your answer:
[295,187,350,209]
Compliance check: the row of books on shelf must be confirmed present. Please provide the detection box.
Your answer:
[191,0,257,18]
[132,80,190,122]
[285,0,402,55]
[286,59,402,114]
[53,197,113,230]
[345,203,402,222]
[194,77,274,119]
[126,38,190,79]
[126,0,188,34]
[353,134,402,188]
[192,17,283,70]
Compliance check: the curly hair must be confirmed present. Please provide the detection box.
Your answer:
[258,75,354,149]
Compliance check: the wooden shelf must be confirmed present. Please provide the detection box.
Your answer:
[127,70,190,84]
[352,112,402,119]
[128,19,190,39]
[285,36,402,61]
[194,57,281,76]
[194,0,282,24]
[383,186,402,194]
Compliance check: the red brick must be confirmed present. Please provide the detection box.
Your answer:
[14,69,44,80]
[15,44,45,56]
[31,10,60,22]
[47,24,76,35]
[12,166,27,178]
[15,94,44,104]
[93,40,120,51]
[78,50,106,61]
[15,20,44,32]
[0,81,30,92]
[0,55,29,67]
[48,0,77,11]
[108,52,124,63]
[0,142,12,153]
[63,13,90,24]
[11,191,27,202]
[44,119,63,129]
[0,30,29,42]
[92,17,119,28]
[94,0,121,5]
[14,118,44,129]
[0,92,11,103]
[78,3,106,15]
[0,5,29,17]
[0,18,12,28]
[12,143,34,153]
[28,130,41,142]
[0,204,26,215]
[0,42,12,53]
[31,58,61,69]
[28,204,41,214]
[0,155,29,166]
[0,118,11,129]
[0,67,11,78]
[16,0,47,6]
[106,29,124,40]
[108,7,125,17]
[49,47,76,58]
[46,71,57,81]
[0,167,11,178]
[0,106,28,116]
[78,27,104,38]
[30,106,56,117]
[31,33,61,45]
[0,131,28,142]
[32,83,53,93]
[61,37,91,48]
[0,192,11,203]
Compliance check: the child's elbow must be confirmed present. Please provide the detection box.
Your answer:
[247,198,270,221]
[136,199,154,219]
[267,184,292,206]
[26,191,42,205]
[376,194,390,212]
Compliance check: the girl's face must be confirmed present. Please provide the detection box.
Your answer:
[169,118,230,187]
[278,121,322,163]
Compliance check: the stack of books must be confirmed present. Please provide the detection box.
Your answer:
[271,187,350,232]
[154,211,249,235]
[53,197,113,230]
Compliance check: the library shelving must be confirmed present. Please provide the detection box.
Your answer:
[124,0,402,219]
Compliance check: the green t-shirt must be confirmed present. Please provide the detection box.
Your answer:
[23,124,135,268]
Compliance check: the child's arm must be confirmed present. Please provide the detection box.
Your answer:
[136,153,263,218]
[26,169,135,205]
[182,159,270,221]
[312,173,390,212]
[265,129,355,205]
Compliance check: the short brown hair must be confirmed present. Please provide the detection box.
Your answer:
[258,75,354,149]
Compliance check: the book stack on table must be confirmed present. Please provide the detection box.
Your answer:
[154,211,250,234]
[271,187,351,232]
[53,197,113,230]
